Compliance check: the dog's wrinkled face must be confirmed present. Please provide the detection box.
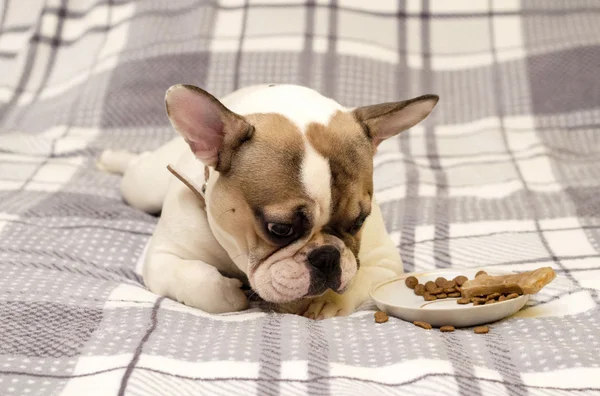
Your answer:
[165,85,438,303]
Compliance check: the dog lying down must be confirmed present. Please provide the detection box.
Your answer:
[97,84,438,319]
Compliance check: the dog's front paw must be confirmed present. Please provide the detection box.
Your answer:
[301,290,357,320]
[179,272,249,314]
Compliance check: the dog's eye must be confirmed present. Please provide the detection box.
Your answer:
[349,216,367,234]
[267,223,294,237]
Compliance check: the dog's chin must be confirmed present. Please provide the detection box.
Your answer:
[250,257,357,304]
[250,259,312,304]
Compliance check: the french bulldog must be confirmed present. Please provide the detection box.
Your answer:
[97,84,438,319]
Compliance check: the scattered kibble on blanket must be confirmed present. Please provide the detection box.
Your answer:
[413,321,432,330]
[440,326,455,332]
[374,311,389,323]
[474,326,489,334]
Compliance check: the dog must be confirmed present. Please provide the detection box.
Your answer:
[97,84,438,319]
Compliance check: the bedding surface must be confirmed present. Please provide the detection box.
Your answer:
[1,1,600,395]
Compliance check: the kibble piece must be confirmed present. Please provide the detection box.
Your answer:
[414,284,426,296]
[444,280,457,289]
[374,311,389,323]
[423,293,437,301]
[457,297,471,304]
[475,270,488,278]
[474,326,489,334]
[472,297,487,303]
[414,321,433,330]
[473,300,483,306]
[440,325,455,332]
[448,292,461,298]
[506,293,519,300]
[487,292,501,301]
[485,299,496,305]
[454,275,468,286]
[435,277,447,287]
[498,295,507,302]
[405,276,419,289]
[430,287,444,295]
[425,281,437,292]
[443,287,455,293]
[437,293,448,299]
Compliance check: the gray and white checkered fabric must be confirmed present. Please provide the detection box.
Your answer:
[1,1,600,395]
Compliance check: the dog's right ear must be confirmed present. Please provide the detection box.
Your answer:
[165,84,251,172]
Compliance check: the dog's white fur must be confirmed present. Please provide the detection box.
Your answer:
[98,84,437,319]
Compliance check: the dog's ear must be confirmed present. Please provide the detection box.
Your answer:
[353,94,439,149]
[165,84,252,172]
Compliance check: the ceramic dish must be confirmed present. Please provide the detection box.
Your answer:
[370,268,529,328]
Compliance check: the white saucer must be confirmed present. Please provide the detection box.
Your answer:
[370,268,529,328]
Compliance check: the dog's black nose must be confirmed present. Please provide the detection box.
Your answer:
[307,245,340,272]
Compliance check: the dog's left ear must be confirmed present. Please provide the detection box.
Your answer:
[353,94,439,149]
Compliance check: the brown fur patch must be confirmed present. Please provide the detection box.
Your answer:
[212,113,315,259]
[305,111,374,256]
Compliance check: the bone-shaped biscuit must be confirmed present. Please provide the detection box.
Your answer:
[461,267,556,299]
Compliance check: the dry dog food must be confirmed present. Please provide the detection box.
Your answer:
[409,268,555,308]
[374,311,389,323]
[454,275,468,286]
[474,326,489,334]
[430,287,444,295]
[405,276,419,289]
[414,284,426,296]
[425,281,437,292]
[423,293,437,301]
[414,321,433,330]
[461,267,556,299]
[403,268,556,333]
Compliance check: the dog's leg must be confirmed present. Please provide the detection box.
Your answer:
[301,201,403,319]
[144,252,249,313]
[97,137,187,214]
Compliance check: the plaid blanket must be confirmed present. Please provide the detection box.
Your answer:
[1,1,600,395]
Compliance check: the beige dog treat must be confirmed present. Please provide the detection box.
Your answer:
[374,311,389,323]
[405,276,419,289]
[435,277,447,287]
[437,293,448,299]
[461,267,556,298]
[474,326,489,334]
[414,284,426,296]
[444,287,456,293]
[457,297,471,304]
[448,292,461,298]
[425,281,437,292]
[414,321,432,330]
[440,325,455,332]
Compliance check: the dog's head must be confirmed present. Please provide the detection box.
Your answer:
[165,84,437,303]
